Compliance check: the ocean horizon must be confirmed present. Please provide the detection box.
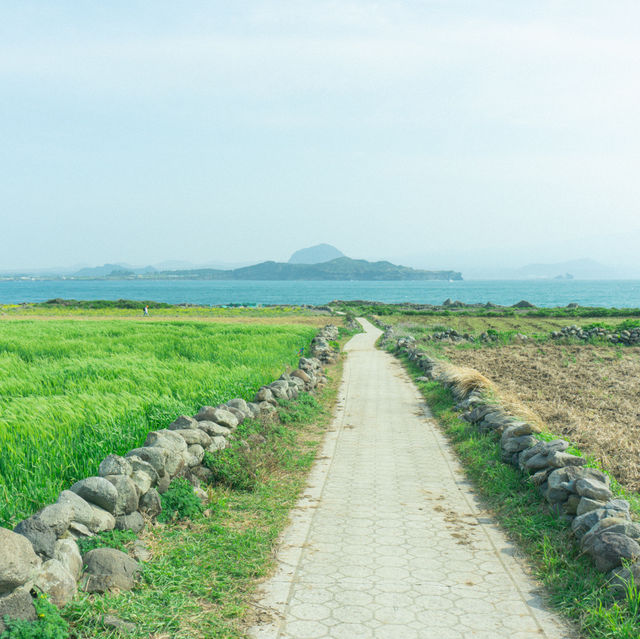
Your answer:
[2,279,640,308]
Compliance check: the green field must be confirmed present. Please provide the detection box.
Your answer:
[0,319,317,527]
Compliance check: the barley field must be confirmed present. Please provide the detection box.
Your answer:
[0,319,316,526]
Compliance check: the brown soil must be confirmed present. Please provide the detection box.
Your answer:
[442,343,640,491]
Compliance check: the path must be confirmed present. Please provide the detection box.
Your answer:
[250,319,572,639]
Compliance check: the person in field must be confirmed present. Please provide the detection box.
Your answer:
[143,305,149,316]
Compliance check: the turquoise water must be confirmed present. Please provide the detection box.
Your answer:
[1,279,640,308]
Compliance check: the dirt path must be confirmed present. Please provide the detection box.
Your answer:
[249,319,572,639]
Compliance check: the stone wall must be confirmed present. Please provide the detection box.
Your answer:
[0,325,339,631]
[388,332,640,595]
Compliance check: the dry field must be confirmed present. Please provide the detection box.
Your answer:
[440,342,640,491]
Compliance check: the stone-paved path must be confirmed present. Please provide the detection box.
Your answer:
[249,319,573,639]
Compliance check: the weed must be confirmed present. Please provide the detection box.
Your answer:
[76,529,138,555]
[158,478,204,522]
[1,593,69,639]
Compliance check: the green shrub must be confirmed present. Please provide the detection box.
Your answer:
[1,593,69,639]
[203,443,259,492]
[158,478,204,522]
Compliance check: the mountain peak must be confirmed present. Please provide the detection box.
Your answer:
[288,244,346,264]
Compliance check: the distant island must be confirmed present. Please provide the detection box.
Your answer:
[0,244,462,282]
[148,257,462,281]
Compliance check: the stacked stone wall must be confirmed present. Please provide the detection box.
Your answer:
[388,332,640,595]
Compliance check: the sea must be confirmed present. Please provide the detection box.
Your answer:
[1,279,640,308]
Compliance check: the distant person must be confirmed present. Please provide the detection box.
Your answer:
[298,346,304,357]
[143,305,149,316]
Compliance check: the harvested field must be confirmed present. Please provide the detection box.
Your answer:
[441,342,640,491]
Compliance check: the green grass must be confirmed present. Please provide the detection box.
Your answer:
[63,380,338,638]
[0,320,317,527]
[0,300,327,320]
[397,353,640,638]
[335,300,640,319]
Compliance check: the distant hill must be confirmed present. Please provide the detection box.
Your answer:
[154,257,462,281]
[74,263,157,277]
[288,244,346,264]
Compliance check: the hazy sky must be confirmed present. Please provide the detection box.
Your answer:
[2,1,640,272]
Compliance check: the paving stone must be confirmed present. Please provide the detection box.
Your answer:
[248,319,572,639]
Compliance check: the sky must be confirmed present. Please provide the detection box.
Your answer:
[2,1,640,275]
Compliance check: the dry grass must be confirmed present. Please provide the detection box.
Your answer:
[442,343,640,491]
[434,361,494,399]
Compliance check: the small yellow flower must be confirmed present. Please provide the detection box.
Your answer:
[38,613,45,618]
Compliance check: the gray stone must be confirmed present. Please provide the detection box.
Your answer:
[575,478,613,502]
[168,415,199,430]
[606,499,630,514]
[98,454,132,478]
[126,455,159,483]
[582,518,640,549]
[104,615,136,634]
[104,474,139,515]
[523,452,553,472]
[609,563,640,598]
[195,406,239,429]
[126,447,170,477]
[583,532,640,572]
[197,420,232,437]
[269,380,291,399]
[130,470,154,496]
[225,405,246,424]
[501,435,537,457]
[157,474,171,494]
[529,468,555,486]
[547,466,608,494]
[36,502,73,537]
[0,528,41,594]
[548,451,586,468]
[258,401,277,416]
[53,537,83,581]
[34,558,77,607]
[115,512,145,533]
[245,402,260,419]
[70,476,118,513]
[14,517,57,559]
[82,548,140,594]
[0,588,36,633]
[572,508,608,539]
[132,541,151,562]
[564,494,581,516]
[85,505,116,533]
[185,444,205,466]
[227,398,251,414]
[545,485,571,504]
[68,522,94,539]
[139,488,162,517]
[577,497,606,517]
[172,428,211,447]
[520,440,569,469]
[207,436,228,452]
[254,387,276,405]
[500,422,536,443]
[290,369,311,385]
[144,429,188,454]
[57,490,93,523]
